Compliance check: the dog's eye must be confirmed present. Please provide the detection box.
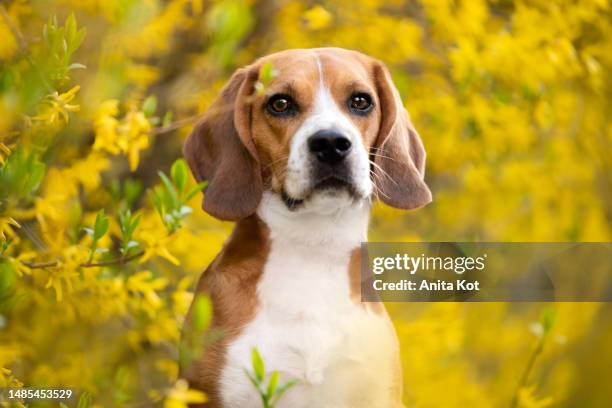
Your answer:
[271,98,289,112]
[348,93,373,114]
[267,94,296,116]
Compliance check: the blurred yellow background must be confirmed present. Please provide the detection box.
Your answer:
[0,0,610,407]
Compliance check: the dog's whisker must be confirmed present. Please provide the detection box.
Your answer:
[369,168,391,200]
[369,153,399,186]
[369,158,399,187]
[262,155,290,170]
[369,149,402,164]
[369,164,398,200]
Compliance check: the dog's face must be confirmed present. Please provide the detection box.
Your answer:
[250,50,380,210]
[185,48,431,220]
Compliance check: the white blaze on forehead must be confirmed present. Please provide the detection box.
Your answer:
[283,55,373,204]
[316,56,324,91]
[311,56,355,133]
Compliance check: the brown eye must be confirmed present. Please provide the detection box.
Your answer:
[272,98,289,112]
[266,94,296,116]
[349,93,373,114]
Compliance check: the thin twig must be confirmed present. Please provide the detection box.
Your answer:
[152,114,203,135]
[510,335,545,408]
[22,250,145,270]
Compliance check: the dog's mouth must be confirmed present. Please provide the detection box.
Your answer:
[281,190,304,210]
[315,176,350,190]
[281,175,359,211]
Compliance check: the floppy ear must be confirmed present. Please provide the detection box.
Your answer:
[372,62,432,210]
[183,67,263,221]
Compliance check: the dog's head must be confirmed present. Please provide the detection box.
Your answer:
[184,48,432,220]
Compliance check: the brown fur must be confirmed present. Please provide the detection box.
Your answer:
[348,247,385,315]
[371,62,432,209]
[181,216,269,407]
[183,68,263,221]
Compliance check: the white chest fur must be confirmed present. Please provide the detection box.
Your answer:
[219,192,401,408]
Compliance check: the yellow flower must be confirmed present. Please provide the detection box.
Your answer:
[172,276,195,316]
[0,216,20,242]
[43,246,88,302]
[119,111,151,171]
[93,101,152,171]
[0,367,24,400]
[164,379,207,408]
[302,5,332,30]
[69,152,110,192]
[0,142,14,165]
[126,63,160,88]
[517,386,554,408]
[31,85,81,126]
[139,231,180,266]
[126,270,169,314]
[14,250,36,276]
[93,99,121,155]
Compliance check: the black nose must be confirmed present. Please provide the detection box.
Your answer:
[307,130,352,164]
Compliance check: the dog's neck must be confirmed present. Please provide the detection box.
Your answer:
[256,191,370,253]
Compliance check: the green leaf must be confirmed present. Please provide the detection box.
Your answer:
[244,369,262,394]
[0,261,16,294]
[192,294,212,332]
[0,239,11,255]
[93,209,109,240]
[123,178,143,207]
[142,96,157,117]
[42,22,49,44]
[148,189,163,217]
[541,308,556,334]
[259,62,277,85]
[171,159,188,193]
[267,371,279,397]
[252,347,265,383]
[0,147,47,207]
[184,182,207,203]
[118,209,130,230]
[158,171,179,208]
[272,379,299,403]
[77,391,92,408]
[68,63,87,70]
[254,81,265,96]
[73,27,87,53]
[0,261,17,313]
[29,161,46,192]
[65,13,77,46]
[162,110,173,127]
[129,213,142,235]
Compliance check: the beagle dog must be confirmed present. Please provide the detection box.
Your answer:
[181,48,431,408]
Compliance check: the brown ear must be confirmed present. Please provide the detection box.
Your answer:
[372,62,432,210]
[183,67,263,221]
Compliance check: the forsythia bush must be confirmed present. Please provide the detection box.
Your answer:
[0,0,610,407]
